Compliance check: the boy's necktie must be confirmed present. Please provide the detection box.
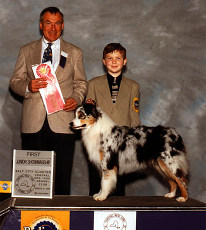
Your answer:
[42,42,52,63]
[112,78,119,103]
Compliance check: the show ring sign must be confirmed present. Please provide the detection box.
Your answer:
[12,150,55,199]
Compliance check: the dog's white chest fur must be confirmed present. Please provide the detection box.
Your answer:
[82,113,114,166]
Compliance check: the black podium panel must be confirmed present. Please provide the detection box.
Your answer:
[0,196,205,230]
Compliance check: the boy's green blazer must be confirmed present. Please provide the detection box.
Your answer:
[86,74,140,127]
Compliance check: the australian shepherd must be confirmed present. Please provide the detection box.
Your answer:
[70,101,189,202]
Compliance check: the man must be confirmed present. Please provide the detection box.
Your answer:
[9,7,87,195]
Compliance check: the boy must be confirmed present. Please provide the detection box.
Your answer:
[86,43,140,196]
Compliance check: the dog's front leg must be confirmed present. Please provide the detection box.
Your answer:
[93,168,117,201]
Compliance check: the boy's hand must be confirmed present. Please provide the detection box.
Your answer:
[86,98,96,105]
[63,98,77,111]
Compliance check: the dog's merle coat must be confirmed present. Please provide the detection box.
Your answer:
[71,102,189,202]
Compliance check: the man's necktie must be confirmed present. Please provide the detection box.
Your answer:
[42,43,52,63]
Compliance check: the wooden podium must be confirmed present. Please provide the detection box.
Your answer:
[0,196,205,229]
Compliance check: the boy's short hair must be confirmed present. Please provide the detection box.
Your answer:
[103,43,126,59]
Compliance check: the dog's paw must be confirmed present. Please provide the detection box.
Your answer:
[176,196,188,202]
[164,192,175,198]
[93,193,107,201]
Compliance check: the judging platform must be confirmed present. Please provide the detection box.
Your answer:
[0,196,205,229]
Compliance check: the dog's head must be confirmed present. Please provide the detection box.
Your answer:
[70,99,102,130]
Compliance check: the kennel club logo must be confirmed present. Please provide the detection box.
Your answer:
[104,213,127,230]
[15,174,35,194]
[94,211,136,230]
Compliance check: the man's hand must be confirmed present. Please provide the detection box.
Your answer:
[63,98,77,111]
[28,78,47,93]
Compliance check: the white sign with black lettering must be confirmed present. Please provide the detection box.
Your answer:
[12,149,55,199]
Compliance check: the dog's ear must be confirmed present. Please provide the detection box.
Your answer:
[83,100,101,118]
